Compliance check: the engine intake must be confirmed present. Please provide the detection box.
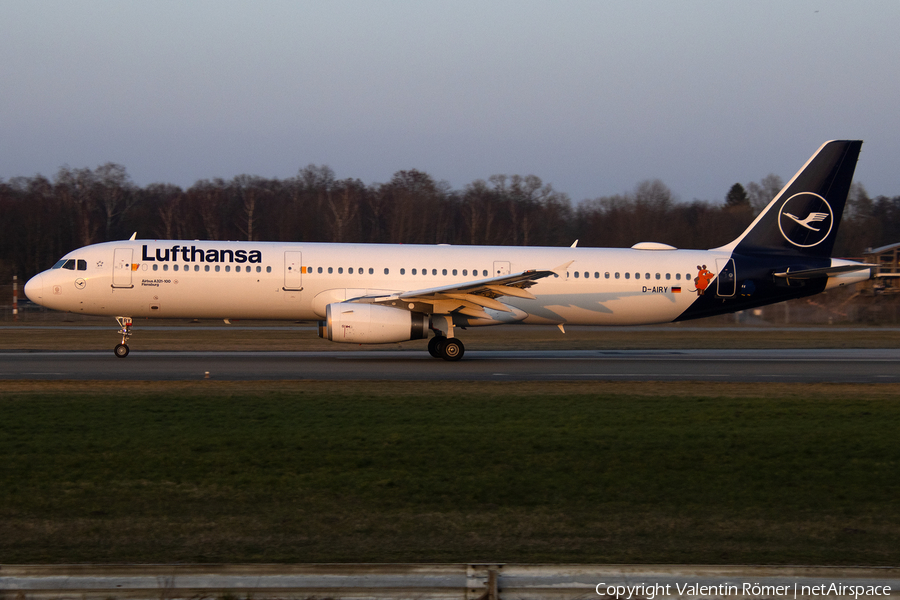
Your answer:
[318,303,429,343]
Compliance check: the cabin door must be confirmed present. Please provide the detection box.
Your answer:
[716,258,736,297]
[112,248,134,288]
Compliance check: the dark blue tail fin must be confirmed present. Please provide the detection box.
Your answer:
[720,140,862,257]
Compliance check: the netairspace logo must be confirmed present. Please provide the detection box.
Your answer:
[594,582,892,599]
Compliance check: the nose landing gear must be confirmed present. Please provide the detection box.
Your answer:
[115,316,133,358]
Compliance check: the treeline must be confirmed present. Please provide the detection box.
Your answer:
[1,163,897,280]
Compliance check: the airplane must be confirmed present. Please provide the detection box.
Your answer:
[24,140,872,361]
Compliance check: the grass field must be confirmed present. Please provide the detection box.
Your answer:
[1,380,898,565]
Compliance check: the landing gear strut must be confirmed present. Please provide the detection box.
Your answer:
[115,316,133,358]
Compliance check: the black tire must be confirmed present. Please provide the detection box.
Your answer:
[428,336,445,358]
[440,338,464,361]
[114,343,130,358]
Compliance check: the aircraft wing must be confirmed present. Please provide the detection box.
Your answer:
[346,262,572,318]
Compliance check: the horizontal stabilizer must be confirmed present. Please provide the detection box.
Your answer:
[773,264,873,280]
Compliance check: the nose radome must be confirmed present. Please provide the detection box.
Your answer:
[24,273,43,304]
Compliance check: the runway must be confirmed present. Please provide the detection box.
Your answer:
[2,348,899,382]
[3,563,898,600]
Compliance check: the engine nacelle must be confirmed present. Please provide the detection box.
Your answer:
[318,303,429,343]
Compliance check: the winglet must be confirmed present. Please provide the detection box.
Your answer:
[551,260,573,277]
[129,232,137,241]
[570,240,578,248]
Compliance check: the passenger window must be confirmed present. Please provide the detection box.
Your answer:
[236,266,241,272]
[452,269,457,276]
[256,266,261,273]
[625,272,630,279]
[676,273,681,280]
[442,269,447,276]
[317,267,322,273]
[412,268,417,275]
[173,264,179,272]
[359,267,364,274]
[432,269,437,276]
[666,273,671,280]
[400,268,405,275]
[686,273,691,280]
[594,272,599,278]
[77,260,87,271]
[225,265,231,272]
[268,266,272,273]
[338,267,343,274]
[645,273,650,280]
[153,264,159,271]
[463,269,468,276]
[163,264,169,272]
[328,267,333,274]
[574,272,580,278]
[205,265,210,272]
[483,270,488,277]
[584,272,589,278]
[369,268,374,274]
[655,273,660,280]
[605,272,610,279]
[215,265,220,272]
[615,272,620,279]
[348,267,354,274]
[194,265,200,272]
[384,268,389,275]
[634,272,638,279]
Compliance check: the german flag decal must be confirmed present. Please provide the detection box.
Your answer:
[672,286,682,293]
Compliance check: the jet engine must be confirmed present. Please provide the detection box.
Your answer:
[318,303,429,343]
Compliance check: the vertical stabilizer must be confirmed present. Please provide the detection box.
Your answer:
[720,140,862,257]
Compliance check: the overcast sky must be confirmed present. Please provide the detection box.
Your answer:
[2,0,898,203]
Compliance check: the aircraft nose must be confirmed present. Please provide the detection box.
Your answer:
[24,273,43,304]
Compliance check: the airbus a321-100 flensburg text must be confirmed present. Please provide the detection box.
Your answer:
[25,140,872,360]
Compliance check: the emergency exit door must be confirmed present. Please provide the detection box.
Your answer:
[283,251,303,291]
[493,261,510,276]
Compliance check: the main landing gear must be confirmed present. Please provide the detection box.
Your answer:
[114,316,133,358]
[428,335,465,361]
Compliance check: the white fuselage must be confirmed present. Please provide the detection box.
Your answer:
[25,240,731,326]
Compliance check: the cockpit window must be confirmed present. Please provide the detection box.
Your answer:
[51,259,67,269]
[62,259,76,270]
[77,260,87,271]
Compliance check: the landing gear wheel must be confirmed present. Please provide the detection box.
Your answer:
[440,338,464,361]
[428,336,446,358]
[114,316,133,358]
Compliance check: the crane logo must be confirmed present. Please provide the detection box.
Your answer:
[778,192,833,247]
